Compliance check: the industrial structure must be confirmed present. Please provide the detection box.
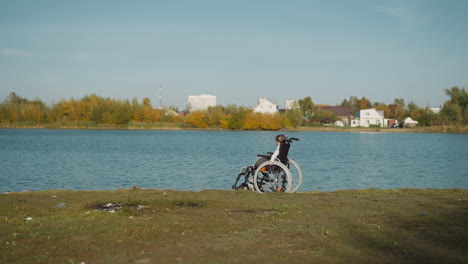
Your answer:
[188,94,217,111]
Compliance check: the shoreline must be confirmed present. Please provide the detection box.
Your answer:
[1,124,467,134]
[2,187,467,194]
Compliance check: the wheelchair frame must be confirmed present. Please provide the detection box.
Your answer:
[232,137,302,193]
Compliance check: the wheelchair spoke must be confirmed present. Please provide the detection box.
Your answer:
[253,161,292,193]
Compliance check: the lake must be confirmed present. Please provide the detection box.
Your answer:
[1,129,467,193]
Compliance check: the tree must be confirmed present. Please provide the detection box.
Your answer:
[285,108,303,127]
[394,98,406,109]
[260,113,283,130]
[142,97,152,107]
[298,96,314,120]
[242,112,261,130]
[442,103,463,123]
[185,111,208,128]
[357,97,372,110]
[3,92,25,123]
[375,103,390,118]
[340,96,359,115]
[223,105,248,129]
[206,106,224,127]
[339,98,350,107]
[28,99,48,124]
[312,109,338,124]
[407,101,422,119]
[416,107,442,126]
[442,86,468,124]
[1,92,48,124]
[387,104,405,121]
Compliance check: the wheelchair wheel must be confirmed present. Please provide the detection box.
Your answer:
[253,157,303,193]
[253,161,292,193]
[288,158,303,193]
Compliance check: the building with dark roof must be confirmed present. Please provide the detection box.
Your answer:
[315,106,352,125]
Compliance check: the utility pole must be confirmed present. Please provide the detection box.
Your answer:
[159,84,163,109]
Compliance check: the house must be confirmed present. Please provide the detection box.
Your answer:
[285,99,299,110]
[315,106,352,125]
[350,108,391,127]
[187,95,216,111]
[403,117,419,127]
[254,98,278,114]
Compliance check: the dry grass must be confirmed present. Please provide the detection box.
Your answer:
[1,188,467,264]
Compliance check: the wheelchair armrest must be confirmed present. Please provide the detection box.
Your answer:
[257,154,271,159]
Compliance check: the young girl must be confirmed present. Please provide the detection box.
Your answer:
[269,134,287,165]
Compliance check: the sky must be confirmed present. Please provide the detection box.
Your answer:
[1,0,467,109]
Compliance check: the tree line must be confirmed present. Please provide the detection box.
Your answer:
[0,86,467,129]
[336,86,467,126]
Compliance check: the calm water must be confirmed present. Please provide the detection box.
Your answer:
[1,129,467,192]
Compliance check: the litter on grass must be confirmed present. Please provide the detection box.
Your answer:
[94,203,149,213]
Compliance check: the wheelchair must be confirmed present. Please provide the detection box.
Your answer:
[232,137,302,193]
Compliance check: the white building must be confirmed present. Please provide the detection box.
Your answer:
[254,98,278,114]
[350,108,390,128]
[403,117,419,127]
[188,95,216,111]
[285,99,299,110]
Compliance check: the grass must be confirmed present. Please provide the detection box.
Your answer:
[1,188,467,264]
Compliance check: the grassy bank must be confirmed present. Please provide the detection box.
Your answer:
[1,188,467,264]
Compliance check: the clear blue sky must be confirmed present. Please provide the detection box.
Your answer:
[1,0,467,109]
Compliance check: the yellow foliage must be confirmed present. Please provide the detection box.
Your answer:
[260,113,284,130]
[186,111,208,128]
[219,114,231,129]
[283,117,292,128]
[242,112,262,130]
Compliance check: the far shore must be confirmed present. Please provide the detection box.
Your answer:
[1,124,468,134]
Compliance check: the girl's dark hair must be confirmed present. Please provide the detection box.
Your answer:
[275,134,287,143]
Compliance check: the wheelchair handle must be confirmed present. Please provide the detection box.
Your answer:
[289,137,299,141]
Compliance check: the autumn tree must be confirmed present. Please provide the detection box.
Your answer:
[206,106,224,127]
[158,107,178,122]
[223,105,249,129]
[185,111,208,128]
[3,92,24,123]
[242,111,262,130]
[394,98,406,109]
[298,96,315,120]
[441,86,468,124]
[407,101,422,119]
[340,96,359,115]
[134,98,162,123]
[284,108,303,127]
[260,113,284,130]
[357,97,372,110]
[311,109,338,124]
[416,107,443,126]
[1,92,48,124]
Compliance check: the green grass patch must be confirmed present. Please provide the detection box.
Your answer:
[1,188,467,263]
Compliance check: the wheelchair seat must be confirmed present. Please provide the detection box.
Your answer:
[256,139,291,166]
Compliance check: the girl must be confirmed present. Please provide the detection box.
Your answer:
[269,134,287,165]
